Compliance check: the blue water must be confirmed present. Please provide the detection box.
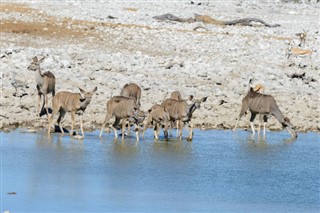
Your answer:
[1,129,319,213]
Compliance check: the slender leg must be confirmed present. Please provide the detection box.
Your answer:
[189,122,193,141]
[179,120,183,140]
[45,94,49,117]
[70,111,76,136]
[48,107,58,135]
[263,115,268,136]
[79,115,84,138]
[250,113,257,135]
[142,114,152,138]
[112,118,120,139]
[57,110,66,134]
[258,115,263,135]
[154,123,158,139]
[176,121,179,137]
[121,118,126,141]
[135,124,139,142]
[99,113,111,138]
[38,94,41,117]
[127,121,131,135]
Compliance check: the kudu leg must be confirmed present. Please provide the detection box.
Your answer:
[187,122,194,141]
[250,113,257,135]
[48,107,58,135]
[99,114,112,138]
[179,120,183,140]
[45,94,49,117]
[176,121,179,137]
[70,111,76,136]
[121,118,126,141]
[111,118,121,139]
[38,94,41,117]
[154,123,159,140]
[57,110,66,134]
[134,123,140,142]
[79,115,84,138]
[263,115,268,136]
[142,115,152,138]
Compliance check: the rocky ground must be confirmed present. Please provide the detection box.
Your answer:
[1,1,319,133]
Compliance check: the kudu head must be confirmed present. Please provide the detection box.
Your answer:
[28,56,45,71]
[189,96,208,109]
[282,117,297,138]
[79,86,98,104]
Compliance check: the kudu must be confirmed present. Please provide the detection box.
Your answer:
[48,87,97,139]
[28,56,56,117]
[161,96,208,141]
[120,83,142,107]
[233,82,297,138]
[165,91,183,137]
[120,82,142,133]
[142,104,170,140]
[99,96,146,141]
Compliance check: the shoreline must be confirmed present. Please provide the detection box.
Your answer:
[1,1,319,133]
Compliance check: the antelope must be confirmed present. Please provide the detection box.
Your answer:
[48,87,97,139]
[286,42,313,67]
[142,104,170,140]
[161,96,208,141]
[295,31,307,47]
[120,83,141,107]
[120,82,142,133]
[165,91,183,137]
[99,96,146,141]
[287,46,312,59]
[233,80,297,139]
[27,56,56,117]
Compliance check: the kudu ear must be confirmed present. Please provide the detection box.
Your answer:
[32,56,38,62]
[188,95,194,101]
[284,117,290,123]
[201,97,208,102]
[92,86,98,93]
[39,56,46,63]
[79,88,86,94]
[249,79,255,88]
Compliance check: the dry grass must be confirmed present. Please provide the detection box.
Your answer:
[0,2,292,52]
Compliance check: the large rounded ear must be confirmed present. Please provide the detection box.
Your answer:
[249,79,255,88]
[92,86,98,93]
[32,56,38,62]
[79,88,85,93]
[39,56,46,62]
[201,97,208,102]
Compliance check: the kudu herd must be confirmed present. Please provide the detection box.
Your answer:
[27,57,298,140]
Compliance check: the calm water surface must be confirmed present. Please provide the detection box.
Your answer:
[1,129,319,212]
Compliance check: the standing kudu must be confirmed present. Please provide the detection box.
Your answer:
[28,56,56,117]
[99,96,146,141]
[120,83,142,133]
[161,96,207,141]
[48,87,97,139]
[233,83,297,138]
[142,104,170,140]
